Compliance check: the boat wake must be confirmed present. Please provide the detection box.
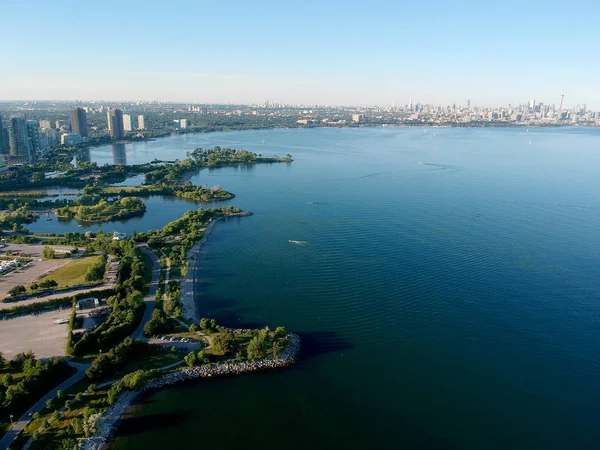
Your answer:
[289,240,308,245]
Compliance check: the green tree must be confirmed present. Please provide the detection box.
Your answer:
[8,285,26,297]
[42,246,56,259]
[213,330,236,354]
[184,352,198,367]
[64,400,72,410]
[56,389,63,399]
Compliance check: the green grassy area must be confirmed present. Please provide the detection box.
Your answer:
[110,347,182,380]
[17,388,110,450]
[34,255,105,290]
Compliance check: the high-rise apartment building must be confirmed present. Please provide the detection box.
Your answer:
[0,112,4,154]
[26,120,40,155]
[137,115,145,130]
[180,119,189,129]
[0,154,7,173]
[8,117,32,163]
[123,114,134,131]
[70,107,88,138]
[107,109,124,139]
[39,120,53,129]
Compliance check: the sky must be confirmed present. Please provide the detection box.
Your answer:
[2,0,599,108]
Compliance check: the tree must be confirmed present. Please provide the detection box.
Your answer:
[56,389,63,399]
[64,400,72,410]
[199,318,209,331]
[30,282,39,291]
[42,246,56,259]
[0,351,4,367]
[213,330,236,354]
[75,392,83,402]
[31,172,45,183]
[184,352,198,367]
[8,285,26,297]
[46,398,54,410]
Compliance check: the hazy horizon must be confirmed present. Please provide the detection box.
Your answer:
[3,0,599,110]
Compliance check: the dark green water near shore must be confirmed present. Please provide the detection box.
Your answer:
[93,127,600,450]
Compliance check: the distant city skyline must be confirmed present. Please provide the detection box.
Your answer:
[2,1,599,109]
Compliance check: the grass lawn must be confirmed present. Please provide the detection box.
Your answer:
[34,255,105,290]
[112,347,183,379]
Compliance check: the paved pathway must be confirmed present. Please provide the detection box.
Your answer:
[0,361,89,450]
[163,257,212,349]
[131,246,160,342]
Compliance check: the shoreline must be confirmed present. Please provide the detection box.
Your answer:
[181,211,253,322]
[72,123,584,161]
[79,332,301,450]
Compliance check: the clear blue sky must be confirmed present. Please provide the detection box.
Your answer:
[2,0,599,108]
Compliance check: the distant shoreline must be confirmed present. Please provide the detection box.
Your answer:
[74,122,588,159]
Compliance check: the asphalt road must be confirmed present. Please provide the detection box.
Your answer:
[131,246,160,341]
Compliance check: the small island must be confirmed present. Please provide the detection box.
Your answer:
[56,197,146,223]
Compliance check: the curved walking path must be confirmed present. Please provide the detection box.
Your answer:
[0,361,89,450]
[131,246,161,341]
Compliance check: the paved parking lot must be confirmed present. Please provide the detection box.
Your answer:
[0,309,71,359]
[0,244,74,299]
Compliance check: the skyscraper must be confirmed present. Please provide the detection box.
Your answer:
[0,112,4,154]
[70,107,88,138]
[123,114,134,132]
[107,109,124,139]
[137,115,145,130]
[8,117,32,162]
[26,120,40,157]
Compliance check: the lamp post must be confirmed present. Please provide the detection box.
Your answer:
[9,414,14,425]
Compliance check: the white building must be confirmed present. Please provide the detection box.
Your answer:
[180,119,189,129]
[123,114,134,132]
[60,133,82,146]
[137,115,145,130]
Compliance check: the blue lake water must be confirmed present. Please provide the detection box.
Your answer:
[80,127,600,449]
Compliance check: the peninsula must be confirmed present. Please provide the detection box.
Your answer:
[0,146,299,450]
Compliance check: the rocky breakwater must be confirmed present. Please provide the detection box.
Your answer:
[79,333,301,450]
[149,332,300,388]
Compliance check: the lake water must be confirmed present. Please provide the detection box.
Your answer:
[84,127,600,450]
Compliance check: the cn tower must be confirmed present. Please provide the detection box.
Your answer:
[558,89,564,114]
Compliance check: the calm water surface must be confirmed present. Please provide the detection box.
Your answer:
[83,127,600,450]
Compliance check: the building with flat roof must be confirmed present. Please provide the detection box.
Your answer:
[0,113,4,155]
[137,115,145,130]
[8,117,32,163]
[123,114,134,131]
[61,133,82,146]
[70,107,88,138]
[107,109,124,139]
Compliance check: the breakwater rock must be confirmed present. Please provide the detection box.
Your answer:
[79,333,300,450]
